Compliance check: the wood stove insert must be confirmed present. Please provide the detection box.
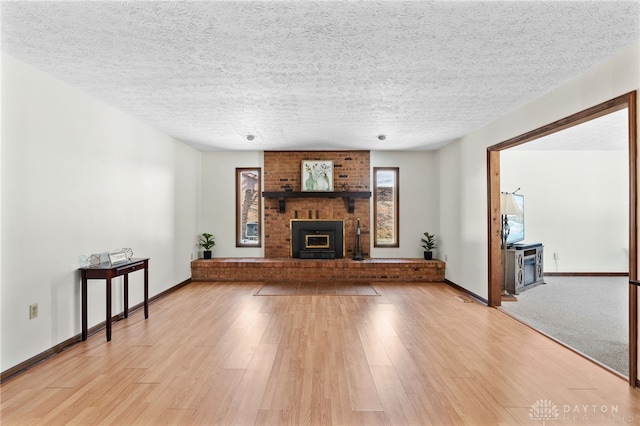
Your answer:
[290,220,344,259]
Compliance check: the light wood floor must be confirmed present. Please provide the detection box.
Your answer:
[1,281,639,425]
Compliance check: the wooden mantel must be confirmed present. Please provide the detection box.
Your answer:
[262,191,371,213]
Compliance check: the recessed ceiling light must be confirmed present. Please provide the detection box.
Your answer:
[246,134,255,141]
[377,134,386,141]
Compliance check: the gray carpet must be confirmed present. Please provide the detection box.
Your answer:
[500,275,628,376]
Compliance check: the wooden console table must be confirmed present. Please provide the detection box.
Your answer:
[80,258,149,341]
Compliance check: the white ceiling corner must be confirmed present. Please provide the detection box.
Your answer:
[511,109,629,151]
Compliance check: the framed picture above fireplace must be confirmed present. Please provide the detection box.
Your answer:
[302,160,333,192]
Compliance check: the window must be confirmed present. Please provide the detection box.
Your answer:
[236,168,261,247]
[374,167,399,247]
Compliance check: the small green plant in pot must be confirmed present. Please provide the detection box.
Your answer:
[198,233,216,259]
[421,232,436,260]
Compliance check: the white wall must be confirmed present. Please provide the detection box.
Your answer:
[1,54,201,371]
[200,151,437,259]
[370,151,439,258]
[437,136,489,296]
[501,150,628,273]
[437,44,639,300]
[200,151,264,258]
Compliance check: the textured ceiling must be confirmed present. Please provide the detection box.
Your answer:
[1,1,639,151]
[512,109,629,151]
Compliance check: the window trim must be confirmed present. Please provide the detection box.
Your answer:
[236,167,262,248]
[373,167,399,248]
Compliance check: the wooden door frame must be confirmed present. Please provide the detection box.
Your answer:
[486,92,638,386]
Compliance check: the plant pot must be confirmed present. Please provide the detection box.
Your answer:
[423,251,433,260]
[203,250,212,259]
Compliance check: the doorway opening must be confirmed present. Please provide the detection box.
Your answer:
[486,91,638,385]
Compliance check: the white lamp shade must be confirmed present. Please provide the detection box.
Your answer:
[501,193,522,215]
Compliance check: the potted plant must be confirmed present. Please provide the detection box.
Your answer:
[198,233,216,259]
[421,232,436,260]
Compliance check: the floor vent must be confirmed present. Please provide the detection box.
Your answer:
[455,295,473,303]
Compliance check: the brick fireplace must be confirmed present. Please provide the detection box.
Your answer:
[193,150,446,282]
[263,151,370,258]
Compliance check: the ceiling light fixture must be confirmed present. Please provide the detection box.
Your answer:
[246,134,255,141]
[377,134,386,141]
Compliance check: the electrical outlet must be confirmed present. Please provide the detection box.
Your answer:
[29,303,38,319]
[444,254,448,262]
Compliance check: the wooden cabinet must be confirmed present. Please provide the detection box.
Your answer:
[505,243,544,294]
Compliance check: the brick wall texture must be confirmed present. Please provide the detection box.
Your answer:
[264,151,371,258]
[191,258,446,282]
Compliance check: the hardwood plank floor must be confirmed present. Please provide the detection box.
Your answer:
[1,281,639,425]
